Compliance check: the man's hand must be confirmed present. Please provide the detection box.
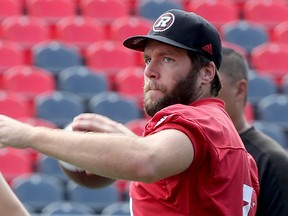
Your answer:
[0,114,34,149]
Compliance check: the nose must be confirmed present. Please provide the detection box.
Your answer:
[144,60,159,79]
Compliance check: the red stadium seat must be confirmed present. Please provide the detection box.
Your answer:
[0,0,23,22]
[55,16,106,51]
[186,0,239,33]
[26,0,76,25]
[272,21,288,44]
[242,0,288,35]
[0,41,25,74]
[114,66,144,108]
[1,15,50,49]
[2,65,55,100]
[109,15,152,42]
[0,90,32,119]
[250,42,288,86]
[125,118,149,136]
[0,148,33,184]
[85,41,137,83]
[79,0,130,27]
[222,41,248,62]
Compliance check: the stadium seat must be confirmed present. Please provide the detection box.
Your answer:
[1,15,50,50]
[26,0,76,26]
[101,201,130,215]
[85,41,136,82]
[221,20,269,54]
[114,66,144,108]
[41,200,95,215]
[0,41,25,74]
[242,0,288,34]
[247,73,278,107]
[250,42,288,86]
[109,15,152,42]
[253,120,288,149]
[0,148,32,184]
[125,118,149,136]
[257,94,288,130]
[186,0,239,32]
[272,21,288,45]
[138,0,183,21]
[58,66,108,101]
[2,65,55,100]
[88,91,142,124]
[0,0,22,22]
[35,91,86,128]
[36,154,69,182]
[11,173,65,212]
[55,16,106,51]
[0,90,31,119]
[222,41,248,61]
[32,41,83,75]
[66,181,119,213]
[79,0,130,26]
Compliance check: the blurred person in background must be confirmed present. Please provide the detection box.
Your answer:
[218,47,288,216]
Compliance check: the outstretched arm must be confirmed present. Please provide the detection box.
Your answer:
[0,114,193,183]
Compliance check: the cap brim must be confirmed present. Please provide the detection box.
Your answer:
[123,35,199,53]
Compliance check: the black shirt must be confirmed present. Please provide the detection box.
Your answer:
[240,126,288,216]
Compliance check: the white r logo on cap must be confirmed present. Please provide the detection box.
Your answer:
[153,12,175,32]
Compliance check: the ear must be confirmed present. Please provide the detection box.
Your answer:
[200,62,216,84]
[236,79,248,100]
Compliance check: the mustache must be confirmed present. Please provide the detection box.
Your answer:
[144,82,165,93]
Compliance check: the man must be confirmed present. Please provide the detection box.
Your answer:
[218,47,288,216]
[0,9,259,215]
[0,172,30,216]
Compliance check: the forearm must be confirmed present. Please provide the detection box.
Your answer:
[29,127,151,181]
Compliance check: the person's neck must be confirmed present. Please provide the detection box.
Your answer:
[234,117,252,134]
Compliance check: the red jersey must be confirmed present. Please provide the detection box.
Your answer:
[130,98,259,216]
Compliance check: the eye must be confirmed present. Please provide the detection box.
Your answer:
[144,57,151,65]
[163,57,174,63]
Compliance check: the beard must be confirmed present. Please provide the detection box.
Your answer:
[144,69,201,117]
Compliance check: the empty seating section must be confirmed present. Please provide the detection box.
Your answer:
[32,41,82,75]
[1,1,288,215]
[242,0,288,34]
[11,173,65,212]
[187,0,239,32]
[0,0,23,22]
[25,0,76,26]
[221,21,269,54]
[55,16,106,51]
[85,40,137,83]
[1,15,50,49]
[35,91,85,128]
[138,0,183,21]
[114,66,144,108]
[109,15,153,42]
[0,90,32,118]
[250,42,288,86]
[57,66,108,100]
[0,148,33,184]
[88,91,142,124]
[0,41,25,75]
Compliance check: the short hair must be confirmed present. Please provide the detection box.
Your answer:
[188,51,222,97]
[220,47,249,84]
